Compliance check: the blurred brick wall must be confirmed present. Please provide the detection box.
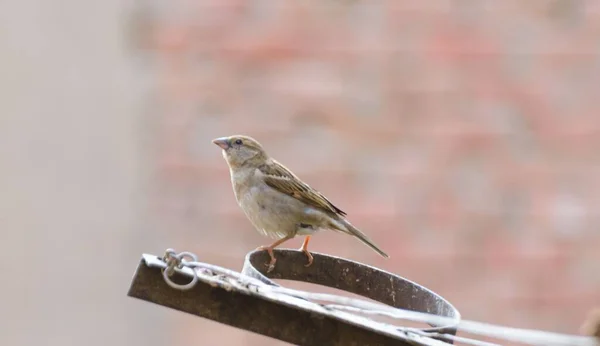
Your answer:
[132,0,600,344]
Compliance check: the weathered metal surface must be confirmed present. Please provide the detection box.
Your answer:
[128,249,460,345]
[243,249,460,338]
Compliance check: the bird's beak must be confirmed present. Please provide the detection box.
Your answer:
[212,137,230,150]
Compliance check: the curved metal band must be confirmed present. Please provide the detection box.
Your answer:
[242,249,461,339]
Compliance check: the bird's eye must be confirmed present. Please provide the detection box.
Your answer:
[234,139,243,145]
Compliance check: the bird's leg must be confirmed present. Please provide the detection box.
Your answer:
[256,235,294,273]
[299,235,314,267]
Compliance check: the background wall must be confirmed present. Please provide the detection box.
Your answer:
[0,0,167,345]
[1,0,599,345]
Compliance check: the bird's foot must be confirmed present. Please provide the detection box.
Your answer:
[266,258,276,273]
[301,249,313,267]
[299,235,313,267]
[256,245,277,273]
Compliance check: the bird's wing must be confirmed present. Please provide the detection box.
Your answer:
[258,159,347,216]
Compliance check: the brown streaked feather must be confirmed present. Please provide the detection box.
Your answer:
[258,159,347,216]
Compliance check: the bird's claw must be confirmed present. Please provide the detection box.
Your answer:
[257,245,277,273]
[266,261,276,273]
[300,248,314,268]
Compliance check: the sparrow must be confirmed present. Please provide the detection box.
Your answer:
[212,135,389,272]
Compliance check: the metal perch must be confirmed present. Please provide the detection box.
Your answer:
[128,248,461,346]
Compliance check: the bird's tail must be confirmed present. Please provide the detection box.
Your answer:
[335,218,389,258]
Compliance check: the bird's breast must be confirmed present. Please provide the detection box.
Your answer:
[229,168,254,201]
[228,169,326,238]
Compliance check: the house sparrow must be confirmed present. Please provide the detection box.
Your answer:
[213,135,389,272]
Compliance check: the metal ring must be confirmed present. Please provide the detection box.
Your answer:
[177,251,198,265]
[162,265,199,290]
[241,248,461,339]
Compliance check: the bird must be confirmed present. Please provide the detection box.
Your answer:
[212,135,389,272]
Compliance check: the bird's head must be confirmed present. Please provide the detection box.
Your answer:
[212,135,268,168]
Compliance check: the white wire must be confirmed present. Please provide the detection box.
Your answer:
[327,305,501,346]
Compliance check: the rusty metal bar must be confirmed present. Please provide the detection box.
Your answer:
[242,249,460,336]
[127,249,460,346]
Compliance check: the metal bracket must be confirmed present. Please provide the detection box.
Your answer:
[128,249,460,346]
